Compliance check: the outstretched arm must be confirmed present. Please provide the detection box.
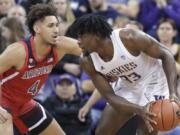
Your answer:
[56,36,82,61]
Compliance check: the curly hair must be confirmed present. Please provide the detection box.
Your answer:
[71,14,113,38]
[27,3,58,36]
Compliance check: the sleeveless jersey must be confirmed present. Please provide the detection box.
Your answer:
[1,36,58,116]
[90,29,167,88]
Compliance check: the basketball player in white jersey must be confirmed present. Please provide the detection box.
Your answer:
[73,14,180,135]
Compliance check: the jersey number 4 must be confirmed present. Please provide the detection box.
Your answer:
[28,80,40,95]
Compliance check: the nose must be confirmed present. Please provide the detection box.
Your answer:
[54,26,59,34]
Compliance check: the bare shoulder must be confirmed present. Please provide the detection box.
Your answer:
[119,28,153,49]
[0,42,26,73]
[4,42,26,59]
[119,28,145,41]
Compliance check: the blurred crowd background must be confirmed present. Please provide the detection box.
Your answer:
[1,0,180,135]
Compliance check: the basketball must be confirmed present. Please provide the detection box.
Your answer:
[150,99,180,131]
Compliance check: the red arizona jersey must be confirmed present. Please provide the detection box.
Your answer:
[1,36,58,116]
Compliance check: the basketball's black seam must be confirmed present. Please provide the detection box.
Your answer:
[171,103,175,129]
[161,100,165,130]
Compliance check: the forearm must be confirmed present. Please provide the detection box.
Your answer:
[85,89,102,108]
[162,51,177,95]
[92,77,142,114]
[63,63,81,76]
[105,92,142,114]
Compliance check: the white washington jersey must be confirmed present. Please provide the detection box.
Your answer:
[90,29,169,106]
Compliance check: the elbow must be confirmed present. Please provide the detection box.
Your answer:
[102,92,115,103]
[160,49,174,61]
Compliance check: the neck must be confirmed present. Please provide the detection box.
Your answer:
[98,39,113,62]
[33,35,51,58]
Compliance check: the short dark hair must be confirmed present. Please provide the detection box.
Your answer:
[72,14,113,38]
[157,18,177,30]
[27,3,58,36]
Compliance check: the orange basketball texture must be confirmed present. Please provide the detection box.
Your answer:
[150,99,180,131]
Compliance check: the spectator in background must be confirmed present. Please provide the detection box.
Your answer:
[0,17,25,50]
[7,5,29,36]
[0,17,25,46]
[157,18,180,73]
[109,0,140,19]
[43,73,92,135]
[125,20,143,30]
[70,0,91,17]
[138,0,180,41]
[138,0,162,35]
[80,72,106,134]
[20,0,44,13]
[50,0,75,36]
[156,18,180,101]
[155,0,180,43]
[0,0,15,19]
[7,5,26,25]
[155,0,180,31]
[88,0,121,26]
[0,29,7,54]
[81,71,95,94]
[113,16,130,29]
[51,53,81,77]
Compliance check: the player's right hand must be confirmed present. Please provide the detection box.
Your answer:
[78,105,90,122]
[0,107,11,124]
[140,102,157,133]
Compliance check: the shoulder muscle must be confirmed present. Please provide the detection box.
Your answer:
[0,43,26,74]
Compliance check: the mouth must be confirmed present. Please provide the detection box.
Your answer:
[52,35,58,39]
[51,35,59,43]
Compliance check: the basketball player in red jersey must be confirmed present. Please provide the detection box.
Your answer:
[0,4,81,135]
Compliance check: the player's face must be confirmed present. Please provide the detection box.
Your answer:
[36,16,60,45]
[78,33,100,54]
[157,22,176,43]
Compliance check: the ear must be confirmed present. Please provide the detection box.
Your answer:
[33,24,40,34]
